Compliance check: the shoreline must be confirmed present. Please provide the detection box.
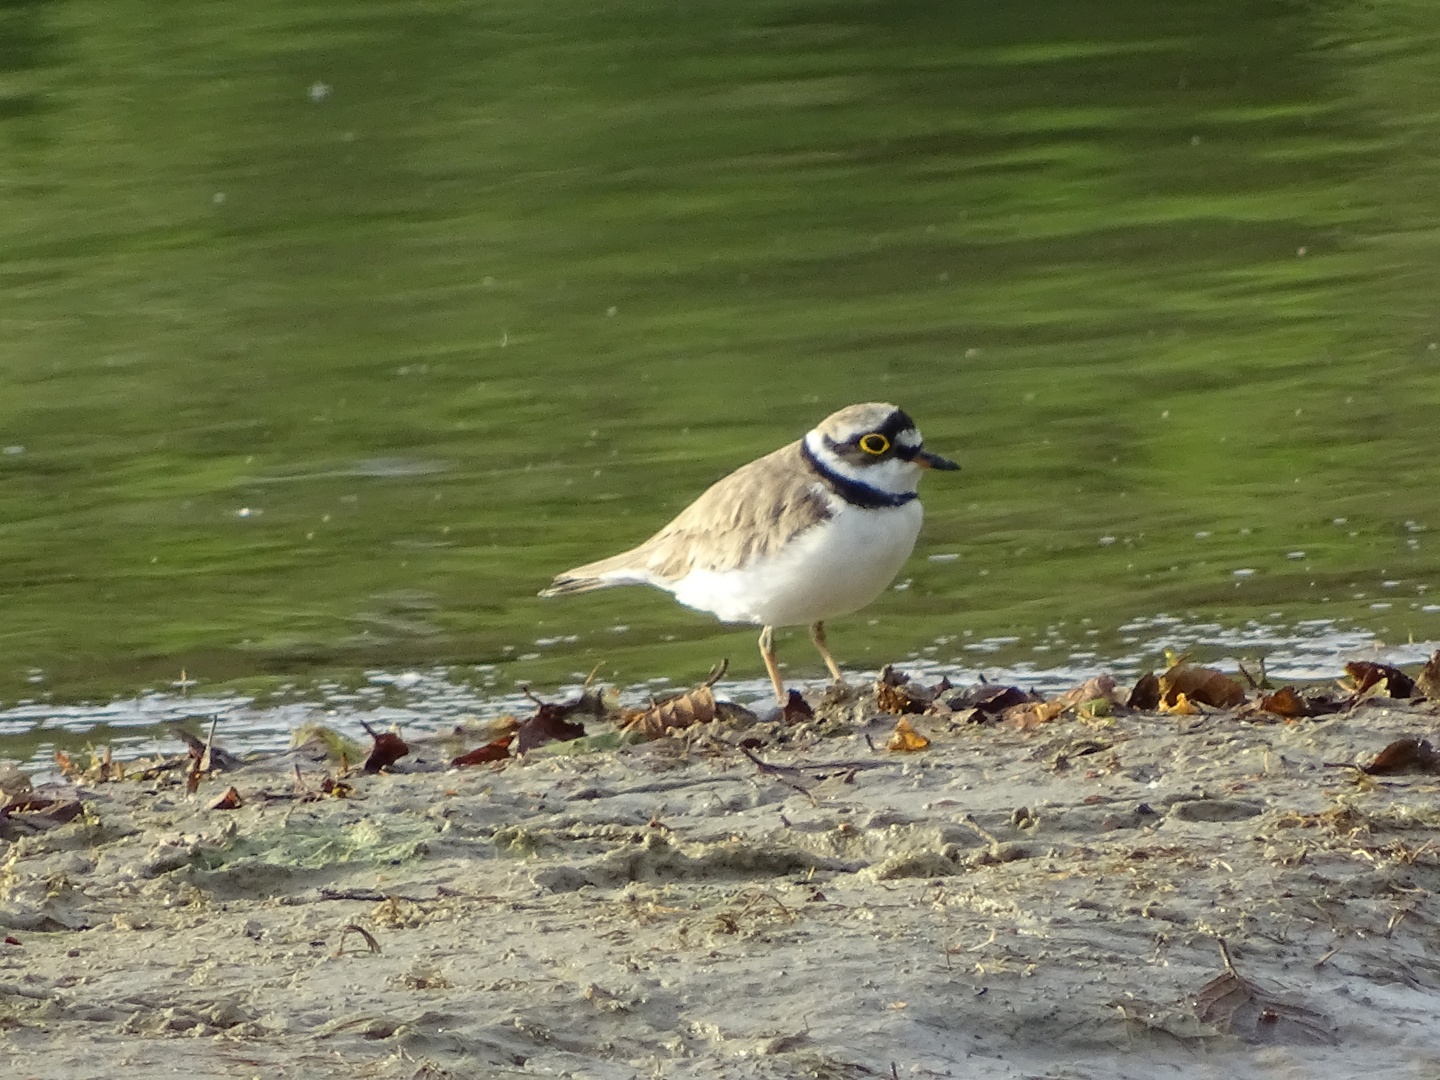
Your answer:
[1,670,1438,1078]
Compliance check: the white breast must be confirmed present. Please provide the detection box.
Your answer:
[667,496,923,627]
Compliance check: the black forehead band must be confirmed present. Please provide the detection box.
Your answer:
[825,408,920,456]
[880,409,915,441]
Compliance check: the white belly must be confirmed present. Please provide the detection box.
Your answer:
[668,500,923,627]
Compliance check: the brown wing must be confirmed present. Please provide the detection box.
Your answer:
[541,440,831,593]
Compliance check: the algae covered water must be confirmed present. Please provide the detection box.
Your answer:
[2,0,1439,736]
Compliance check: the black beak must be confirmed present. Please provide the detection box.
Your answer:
[913,448,959,471]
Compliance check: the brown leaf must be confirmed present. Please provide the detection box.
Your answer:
[1128,672,1161,711]
[875,681,920,715]
[319,776,353,798]
[53,751,80,781]
[622,686,719,740]
[362,729,410,773]
[1159,662,1245,709]
[170,724,245,772]
[886,718,930,752]
[1059,674,1124,707]
[875,671,951,715]
[451,734,514,766]
[1258,686,1311,719]
[780,690,814,724]
[959,684,1034,715]
[515,703,587,753]
[210,787,244,810]
[1343,660,1416,699]
[878,664,911,687]
[1,795,83,828]
[1192,963,1335,1043]
[1363,737,1440,776]
[1001,699,1068,730]
[1417,651,1440,701]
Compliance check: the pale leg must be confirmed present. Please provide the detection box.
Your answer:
[810,620,845,682]
[758,625,787,703]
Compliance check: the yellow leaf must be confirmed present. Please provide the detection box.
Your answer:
[887,718,930,752]
[1159,692,1200,716]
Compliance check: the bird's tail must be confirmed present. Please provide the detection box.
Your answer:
[538,574,613,597]
[539,549,658,597]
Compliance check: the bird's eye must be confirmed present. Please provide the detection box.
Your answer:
[859,433,890,455]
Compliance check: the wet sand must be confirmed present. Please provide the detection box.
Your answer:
[2,680,1438,1080]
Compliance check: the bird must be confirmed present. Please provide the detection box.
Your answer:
[539,402,958,702]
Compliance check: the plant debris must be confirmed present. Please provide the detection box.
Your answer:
[621,662,744,739]
[360,721,410,773]
[1341,660,1415,699]
[3,647,1440,1077]
[780,689,814,724]
[1158,659,1246,709]
[451,734,514,767]
[886,718,930,752]
[1192,941,1336,1044]
[1362,736,1440,776]
[516,702,589,752]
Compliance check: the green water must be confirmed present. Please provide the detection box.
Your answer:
[2,0,1439,704]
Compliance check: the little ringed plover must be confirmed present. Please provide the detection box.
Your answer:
[540,402,958,702]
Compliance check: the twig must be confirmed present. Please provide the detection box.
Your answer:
[1217,937,1237,976]
[961,814,1002,856]
[200,715,219,773]
[334,923,382,957]
[738,747,899,775]
[701,659,729,688]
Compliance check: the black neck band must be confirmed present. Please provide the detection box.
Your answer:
[801,439,918,509]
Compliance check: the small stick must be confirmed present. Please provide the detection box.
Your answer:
[961,814,1002,856]
[701,659,729,688]
[1217,937,1237,976]
[200,715,219,773]
[334,923,381,957]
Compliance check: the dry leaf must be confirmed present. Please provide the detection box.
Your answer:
[874,670,951,715]
[1001,699,1068,730]
[1159,692,1201,716]
[516,703,587,753]
[1128,672,1161,711]
[1342,660,1415,699]
[1257,686,1311,719]
[875,681,920,715]
[210,787,244,810]
[780,690,814,724]
[1061,674,1124,707]
[1160,662,1245,708]
[954,684,1034,716]
[1417,651,1440,701]
[451,734,513,766]
[886,718,930,752]
[361,724,410,773]
[1363,737,1440,776]
[623,686,718,739]
[1193,955,1336,1044]
[1,794,83,830]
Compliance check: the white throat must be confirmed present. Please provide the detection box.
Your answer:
[803,430,923,497]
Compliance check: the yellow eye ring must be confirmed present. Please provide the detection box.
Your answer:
[859,433,890,455]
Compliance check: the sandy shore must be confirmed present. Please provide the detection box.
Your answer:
[2,673,1439,1080]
